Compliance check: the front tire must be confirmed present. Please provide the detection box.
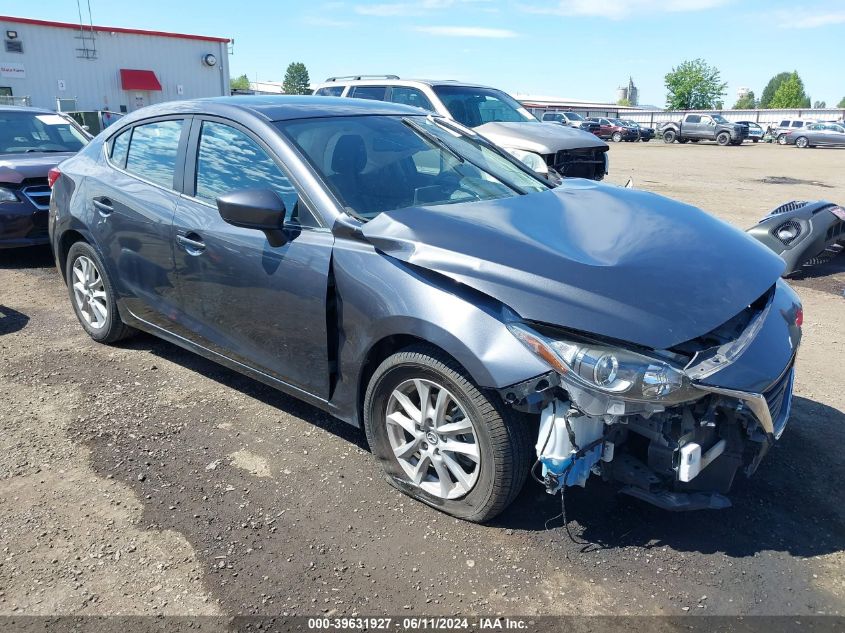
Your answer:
[717,132,731,146]
[611,131,623,143]
[363,346,531,523]
[65,241,135,344]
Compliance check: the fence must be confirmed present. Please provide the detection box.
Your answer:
[615,108,845,127]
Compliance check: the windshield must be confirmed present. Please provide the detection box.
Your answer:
[278,115,549,221]
[565,112,584,121]
[622,120,639,127]
[431,85,536,127]
[711,115,730,124]
[0,111,88,154]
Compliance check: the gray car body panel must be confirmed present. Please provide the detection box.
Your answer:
[475,121,608,153]
[362,180,785,350]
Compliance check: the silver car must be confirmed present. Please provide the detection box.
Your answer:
[786,122,845,148]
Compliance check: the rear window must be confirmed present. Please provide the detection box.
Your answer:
[350,86,388,101]
[124,119,183,189]
[389,87,434,111]
[315,86,344,97]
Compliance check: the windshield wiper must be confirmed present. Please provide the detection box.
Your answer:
[401,117,464,164]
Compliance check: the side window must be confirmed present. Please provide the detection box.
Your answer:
[194,121,316,227]
[350,86,387,101]
[686,115,701,123]
[389,87,434,111]
[779,120,790,127]
[109,127,131,168]
[315,86,344,97]
[792,121,804,128]
[125,120,183,189]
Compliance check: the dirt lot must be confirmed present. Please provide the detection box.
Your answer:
[1,142,843,620]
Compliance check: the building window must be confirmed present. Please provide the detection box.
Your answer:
[4,40,23,53]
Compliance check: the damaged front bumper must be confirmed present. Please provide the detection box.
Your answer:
[500,280,802,511]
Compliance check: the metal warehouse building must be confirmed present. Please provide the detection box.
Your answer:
[0,15,230,113]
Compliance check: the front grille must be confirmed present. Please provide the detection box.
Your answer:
[22,184,51,211]
[764,365,794,439]
[770,200,808,215]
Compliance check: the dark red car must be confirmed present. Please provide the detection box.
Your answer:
[586,117,639,142]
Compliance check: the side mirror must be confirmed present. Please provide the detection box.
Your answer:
[217,188,288,247]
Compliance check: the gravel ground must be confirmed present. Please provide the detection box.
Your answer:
[0,141,843,619]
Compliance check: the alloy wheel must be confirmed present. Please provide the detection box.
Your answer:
[72,255,108,329]
[385,378,480,499]
[796,137,809,148]
[778,134,787,145]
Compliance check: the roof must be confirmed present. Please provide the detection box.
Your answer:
[0,105,59,115]
[0,15,229,43]
[315,78,489,89]
[113,95,426,127]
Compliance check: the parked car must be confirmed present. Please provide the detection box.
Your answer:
[312,76,608,181]
[540,111,600,134]
[1,106,89,248]
[51,96,802,521]
[661,113,748,145]
[768,118,817,145]
[65,110,125,135]
[620,119,655,142]
[586,117,639,142]
[783,122,845,148]
[736,121,764,142]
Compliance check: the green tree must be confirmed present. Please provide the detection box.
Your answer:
[838,96,845,108]
[617,97,631,107]
[664,59,727,110]
[813,100,826,108]
[769,72,810,108]
[759,72,791,108]
[733,90,756,109]
[230,74,250,91]
[282,62,311,95]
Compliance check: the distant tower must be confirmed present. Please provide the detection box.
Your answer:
[616,77,639,105]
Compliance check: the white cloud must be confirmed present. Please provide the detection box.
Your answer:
[415,25,518,37]
[355,0,490,16]
[778,10,845,28]
[523,0,730,18]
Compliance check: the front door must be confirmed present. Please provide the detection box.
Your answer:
[172,118,334,398]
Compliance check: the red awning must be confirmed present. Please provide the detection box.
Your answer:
[120,69,162,91]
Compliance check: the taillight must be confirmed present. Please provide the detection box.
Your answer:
[47,167,61,188]
[795,307,804,328]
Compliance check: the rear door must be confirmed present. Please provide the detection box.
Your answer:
[90,117,189,327]
[172,117,334,398]
[684,115,703,138]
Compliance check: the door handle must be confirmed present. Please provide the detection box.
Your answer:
[176,233,206,254]
[92,197,113,215]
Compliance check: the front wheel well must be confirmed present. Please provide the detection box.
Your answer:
[357,335,469,426]
[57,230,88,282]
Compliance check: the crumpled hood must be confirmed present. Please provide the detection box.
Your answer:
[361,180,785,350]
[0,152,75,184]
[476,121,608,154]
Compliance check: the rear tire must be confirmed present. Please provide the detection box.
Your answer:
[641,138,650,142]
[777,134,788,145]
[363,345,531,523]
[795,136,810,149]
[65,242,135,344]
[752,139,759,143]
[717,132,731,146]
[662,129,676,143]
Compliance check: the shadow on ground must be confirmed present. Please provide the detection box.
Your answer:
[0,245,55,270]
[0,304,29,335]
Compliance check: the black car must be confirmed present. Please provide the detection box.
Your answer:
[620,119,655,142]
[0,106,89,248]
[50,96,801,521]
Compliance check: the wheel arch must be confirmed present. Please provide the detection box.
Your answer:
[56,227,94,283]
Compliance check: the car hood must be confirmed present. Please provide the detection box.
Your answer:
[361,180,785,350]
[0,152,76,184]
[475,121,608,154]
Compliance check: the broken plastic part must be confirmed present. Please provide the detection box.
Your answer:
[677,439,727,483]
[537,400,605,491]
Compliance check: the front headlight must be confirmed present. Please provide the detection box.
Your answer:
[508,323,696,405]
[0,187,19,203]
[507,149,548,175]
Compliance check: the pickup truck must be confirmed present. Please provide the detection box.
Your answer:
[660,113,748,146]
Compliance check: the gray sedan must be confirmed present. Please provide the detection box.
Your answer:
[786,122,845,148]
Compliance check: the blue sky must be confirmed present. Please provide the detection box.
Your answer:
[5,0,844,106]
